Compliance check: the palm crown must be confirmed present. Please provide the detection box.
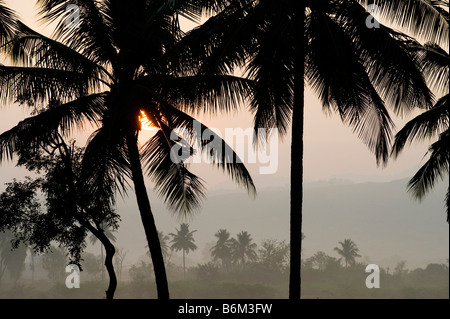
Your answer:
[388,0,449,221]
[177,0,434,299]
[0,0,257,299]
[334,238,361,268]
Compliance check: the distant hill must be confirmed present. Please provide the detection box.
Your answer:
[107,177,448,271]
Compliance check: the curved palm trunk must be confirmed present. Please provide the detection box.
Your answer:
[102,238,117,299]
[289,5,305,300]
[90,228,117,299]
[126,131,170,299]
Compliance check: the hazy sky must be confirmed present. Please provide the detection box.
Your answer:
[0,0,433,187]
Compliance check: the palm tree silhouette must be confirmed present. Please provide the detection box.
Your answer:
[146,231,171,262]
[0,1,255,298]
[210,229,233,271]
[388,1,449,222]
[230,231,257,268]
[89,221,117,283]
[169,223,197,279]
[334,239,361,268]
[178,0,432,298]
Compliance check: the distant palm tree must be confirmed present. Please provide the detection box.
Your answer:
[389,1,449,222]
[210,229,233,271]
[230,231,257,268]
[334,239,361,268]
[89,221,117,282]
[146,231,171,262]
[170,223,197,278]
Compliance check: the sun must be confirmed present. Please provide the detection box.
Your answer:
[139,111,158,131]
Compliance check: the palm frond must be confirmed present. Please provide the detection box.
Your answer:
[36,0,117,66]
[392,94,449,157]
[407,129,450,200]
[149,0,202,24]
[7,21,113,84]
[160,74,253,115]
[0,0,17,47]
[170,0,255,76]
[334,1,433,115]
[144,104,257,196]
[306,8,395,164]
[0,93,107,161]
[359,0,449,47]
[81,125,131,200]
[167,0,234,21]
[245,8,294,139]
[415,42,449,94]
[0,65,99,105]
[141,129,207,218]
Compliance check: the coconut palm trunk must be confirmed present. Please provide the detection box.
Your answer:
[289,4,305,300]
[126,131,169,299]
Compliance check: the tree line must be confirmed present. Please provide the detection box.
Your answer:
[0,225,447,298]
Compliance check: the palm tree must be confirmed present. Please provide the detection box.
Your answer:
[146,231,171,262]
[169,223,197,278]
[334,239,361,268]
[177,0,432,298]
[387,1,449,222]
[230,231,257,267]
[0,0,255,299]
[210,229,233,271]
[89,221,117,283]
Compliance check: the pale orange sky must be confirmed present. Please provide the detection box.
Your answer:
[0,0,434,188]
